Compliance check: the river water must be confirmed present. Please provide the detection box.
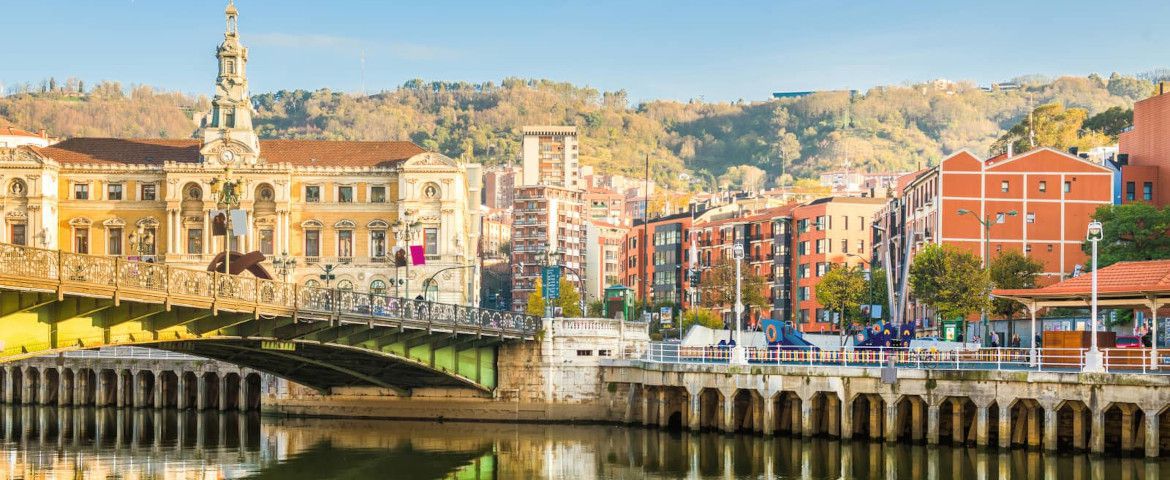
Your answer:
[0,405,1163,479]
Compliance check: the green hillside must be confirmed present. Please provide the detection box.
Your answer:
[0,73,1160,189]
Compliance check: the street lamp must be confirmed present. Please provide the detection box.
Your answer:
[958,208,1017,346]
[730,242,747,365]
[273,251,296,282]
[1084,220,1104,372]
[317,263,337,289]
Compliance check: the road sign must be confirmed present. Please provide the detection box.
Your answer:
[542,266,561,300]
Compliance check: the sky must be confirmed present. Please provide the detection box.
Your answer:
[2,0,1169,102]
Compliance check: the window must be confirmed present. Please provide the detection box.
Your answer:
[843,216,849,230]
[1039,181,1047,193]
[305,186,320,203]
[858,217,865,231]
[798,287,810,301]
[1127,182,1137,201]
[370,186,386,203]
[10,224,25,245]
[1026,212,1036,224]
[187,229,202,254]
[370,280,388,296]
[1025,244,1032,253]
[798,264,809,279]
[337,230,354,258]
[798,241,808,256]
[73,183,89,200]
[225,109,236,128]
[1000,180,1009,193]
[107,228,123,256]
[841,239,849,254]
[259,228,274,255]
[305,279,321,288]
[140,183,157,201]
[338,186,354,203]
[598,349,612,357]
[576,350,593,356]
[1063,181,1071,193]
[1047,244,1054,253]
[996,212,1006,224]
[370,231,387,258]
[815,239,827,254]
[337,280,354,291]
[815,263,828,276]
[1144,182,1154,202]
[305,230,320,257]
[857,240,865,254]
[799,309,809,324]
[74,228,89,254]
[424,227,439,255]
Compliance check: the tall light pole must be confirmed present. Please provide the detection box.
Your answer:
[958,208,1016,345]
[730,242,747,365]
[1084,220,1104,372]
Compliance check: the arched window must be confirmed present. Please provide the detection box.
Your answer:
[304,279,320,288]
[370,279,387,296]
[337,280,354,291]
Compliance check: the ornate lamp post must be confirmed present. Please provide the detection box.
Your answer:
[209,167,241,278]
[1084,220,1104,372]
[958,208,1017,346]
[730,242,747,365]
[391,211,420,298]
[273,251,296,282]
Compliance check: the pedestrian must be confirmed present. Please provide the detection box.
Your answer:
[990,331,1000,348]
[1010,334,1021,348]
[1034,334,1042,348]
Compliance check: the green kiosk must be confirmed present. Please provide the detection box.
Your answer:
[602,285,635,321]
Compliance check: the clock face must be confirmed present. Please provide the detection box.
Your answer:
[221,150,235,163]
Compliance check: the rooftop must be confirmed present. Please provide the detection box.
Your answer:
[35,137,425,168]
[994,260,1170,298]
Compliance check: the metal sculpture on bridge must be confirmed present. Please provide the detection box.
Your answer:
[206,251,273,279]
[0,242,539,394]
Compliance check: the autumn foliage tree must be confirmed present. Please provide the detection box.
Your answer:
[909,244,991,323]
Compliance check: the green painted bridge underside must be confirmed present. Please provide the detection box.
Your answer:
[0,289,501,392]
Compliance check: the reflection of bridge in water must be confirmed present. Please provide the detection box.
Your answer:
[0,243,539,393]
[0,406,496,479]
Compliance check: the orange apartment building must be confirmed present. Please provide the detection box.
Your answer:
[876,148,1115,329]
[1120,82,1170,205]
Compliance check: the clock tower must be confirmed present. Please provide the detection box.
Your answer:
[200,0,261,166]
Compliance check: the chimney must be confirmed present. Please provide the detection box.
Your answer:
[38,129,46,138]
[1007,143,1014,159]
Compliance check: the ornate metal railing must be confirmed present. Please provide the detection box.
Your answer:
[0,243,539,337]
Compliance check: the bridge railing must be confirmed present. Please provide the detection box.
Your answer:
[643,342,1170,374]
[0,243,538,337]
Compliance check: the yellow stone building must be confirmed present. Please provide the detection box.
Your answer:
[0,2,482,304]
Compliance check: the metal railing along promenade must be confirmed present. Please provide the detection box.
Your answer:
[0,242,539,339]
[643,343,1170,374]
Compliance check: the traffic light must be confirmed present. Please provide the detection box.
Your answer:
[394,248,407,267]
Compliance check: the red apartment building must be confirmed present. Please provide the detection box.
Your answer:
[1120,82,1170,205]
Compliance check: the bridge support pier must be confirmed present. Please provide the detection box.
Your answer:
[22,367,35,405]
[1145,407,1160,458]
[926,403,940,445]
[761,393,775,435]
[1043,403,1058,451]
[1089,407,1105,454]
[839,394,853,440]
[154,371,165,409]
[719,388,735,433]
[57,369,70,407]
[197,376,208,411]
[3,367,14,404]
[686,387,701,432]
[974,401,990,447]
[116,372,126,408]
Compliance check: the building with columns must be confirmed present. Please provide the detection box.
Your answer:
[0,2,482,305]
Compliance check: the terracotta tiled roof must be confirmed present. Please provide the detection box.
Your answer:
[0,125,44,138]
[35,137,426,167]
[994,260,1170,298]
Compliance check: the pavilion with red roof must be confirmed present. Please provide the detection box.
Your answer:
[993,259,1170,367]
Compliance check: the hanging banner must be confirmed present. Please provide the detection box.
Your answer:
[410,245,426,265]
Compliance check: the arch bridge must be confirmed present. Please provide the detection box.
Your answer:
[0,243,539,394]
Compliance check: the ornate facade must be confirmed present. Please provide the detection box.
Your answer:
[0,2,482,305]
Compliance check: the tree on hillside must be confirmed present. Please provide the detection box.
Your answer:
[1107,72,1155,101]
[909,244,990,323]
[772,129,801,185]
[1085,203,1170,269]
[989,251,1044,321]
[992,102,1113,155]
[815,265,866,333]
[1083,106,1133,138]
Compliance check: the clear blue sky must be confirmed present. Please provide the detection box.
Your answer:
[3,0,1168,102]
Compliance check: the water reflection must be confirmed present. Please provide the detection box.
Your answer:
[0,405,1167,479]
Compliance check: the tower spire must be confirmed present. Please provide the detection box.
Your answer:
[200,1,260,166]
